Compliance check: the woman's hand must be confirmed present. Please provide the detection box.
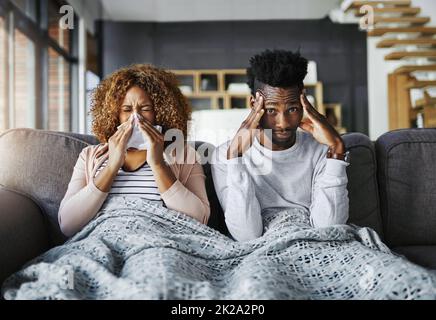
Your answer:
[137,118,165,168]
[106,116,134,171]
[299,93,344,153]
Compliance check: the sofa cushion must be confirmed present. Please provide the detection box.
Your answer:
[0,186,50,285]
[392,246,436,270]
[342,133,383,238]
[192,142,229,236]
[0,129,99,246]
[376,128,436,247]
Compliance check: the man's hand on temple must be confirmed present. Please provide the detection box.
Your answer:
[298,92,345,154]
[227,91,265,160]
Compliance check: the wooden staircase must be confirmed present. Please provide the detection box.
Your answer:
[342,0,436,130]
[367,26,436,36]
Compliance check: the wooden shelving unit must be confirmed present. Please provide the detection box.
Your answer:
[171,69,348,131]
[172,69,249,110]
[388,73,436,129]
[324,103,347,134]
[172,69,326,115]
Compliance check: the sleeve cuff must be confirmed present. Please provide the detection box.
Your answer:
[324,158,349,177]
[161,179,184,202]
[88,179,109,197]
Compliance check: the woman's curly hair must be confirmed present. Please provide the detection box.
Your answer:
[90,64,192,143]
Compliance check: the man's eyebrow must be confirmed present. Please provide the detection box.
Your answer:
[264,101,279,106]
[265,100,300,106]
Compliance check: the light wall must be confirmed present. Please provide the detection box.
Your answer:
[101,0,340,22]
[66,0,102,35]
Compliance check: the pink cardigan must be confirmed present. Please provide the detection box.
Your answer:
[58,143,210,236]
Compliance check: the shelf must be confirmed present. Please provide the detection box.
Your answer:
[188,97,215,111]
[200,73,219,92]
[173,69,326,113]
[423,106,436,128]
[377,38,436,48]
[227,96,250,109]
[405,80,436,89]
[385,50,436,60]
[368,27,436,37]
[304,82,325,115]
[414,98,436,108]
[324,103,344,129]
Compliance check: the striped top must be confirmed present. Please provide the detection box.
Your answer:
[94,159,162,202]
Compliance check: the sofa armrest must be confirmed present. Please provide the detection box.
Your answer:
[0,187,50,286]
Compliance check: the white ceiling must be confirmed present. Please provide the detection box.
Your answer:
[100,0,341,22]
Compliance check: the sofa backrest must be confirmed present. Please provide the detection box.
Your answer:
[376,128,436,247]
[10,128,431,248]
[0,129,228,245]
[342,133,384,238]
[0,129,99,245]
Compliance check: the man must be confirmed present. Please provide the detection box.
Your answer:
[211,49,350,242]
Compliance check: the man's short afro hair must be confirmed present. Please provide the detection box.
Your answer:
[246,49,308,95]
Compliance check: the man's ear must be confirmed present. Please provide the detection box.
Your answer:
[250,95,255,109]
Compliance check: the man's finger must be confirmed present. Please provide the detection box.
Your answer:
[299,120,314,134]
[245,93,260,123]
[254,91,264,112]
[251,109,265,128]
[300,94,319,122]
[303,93,323,119]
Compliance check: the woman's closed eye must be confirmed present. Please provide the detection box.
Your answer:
[140,106,153,112]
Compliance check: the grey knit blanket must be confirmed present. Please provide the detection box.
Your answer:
[2,195,436,299]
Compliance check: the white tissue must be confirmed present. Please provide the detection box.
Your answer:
[117,114,162,150]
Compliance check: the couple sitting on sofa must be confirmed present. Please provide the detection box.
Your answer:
[4,49,436,300]
[59,49,350,242]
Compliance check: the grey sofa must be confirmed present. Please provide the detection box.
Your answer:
[0,127,435,287]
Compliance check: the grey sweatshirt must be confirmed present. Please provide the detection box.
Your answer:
[211,130,350,242]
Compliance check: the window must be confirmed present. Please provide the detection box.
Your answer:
[11,0,37,22]
[0,0,93,133]
[0,16,6,131]
[14,28,36,128]
[48,48,70,131]
[86,71,100,135]
[48,0,71,53]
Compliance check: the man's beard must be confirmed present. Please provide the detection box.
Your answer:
[272,133,296,148]
[263,129,297,149]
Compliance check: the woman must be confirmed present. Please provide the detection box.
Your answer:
[58,64,210,237]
